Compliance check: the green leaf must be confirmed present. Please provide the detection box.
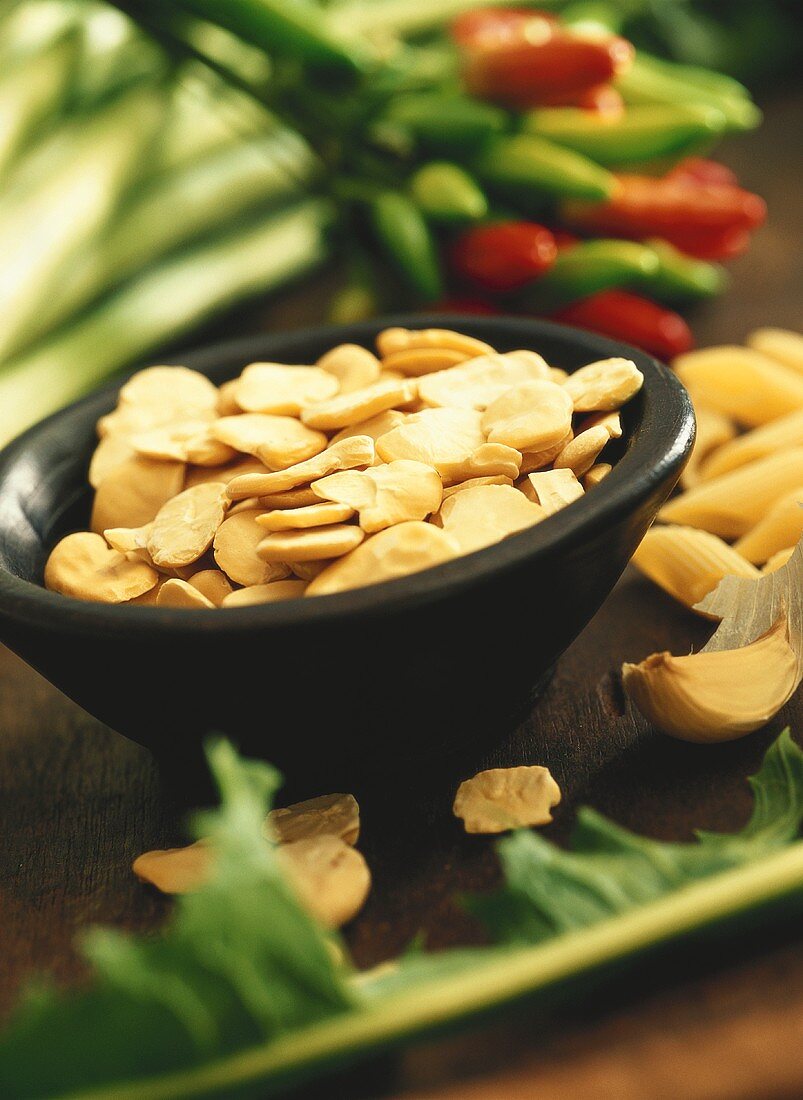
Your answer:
[2,732,801,1099]
[0,740,354,1099]
[469,730,803,945]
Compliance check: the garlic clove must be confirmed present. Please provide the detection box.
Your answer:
[622,616,798,743]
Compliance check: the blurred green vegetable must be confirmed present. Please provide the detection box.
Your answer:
[617,53,762,132]
[409,161,488,223]
[473,134,616,204]
[0,0,771,445]
[523,103,729,167]
[0,31,78,176]
[517,238,660,310]
[370,190,443,300]
[0,198,332,444]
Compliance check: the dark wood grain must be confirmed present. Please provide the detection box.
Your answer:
[0,88,801,1100]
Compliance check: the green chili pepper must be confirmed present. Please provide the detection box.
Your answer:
[377,93,508,157]
[409,161,488,224]
[560,1,623,34]
[644,238,727,302]
[472,134,615,206]
[516,239,660,311]
[173,0,370,74]
[617,54,762,133]
[369,190,442,301]
[523,105,728,167]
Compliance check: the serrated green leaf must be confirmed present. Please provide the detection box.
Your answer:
[469,730,803,945]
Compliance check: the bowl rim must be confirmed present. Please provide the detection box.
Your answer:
[0,315,694,638]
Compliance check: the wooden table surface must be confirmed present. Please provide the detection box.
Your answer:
[1,89,801,1099]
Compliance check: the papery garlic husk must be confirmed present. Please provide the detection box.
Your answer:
[622,616,798,743]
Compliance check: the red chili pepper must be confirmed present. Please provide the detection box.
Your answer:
[451,7,558,48]
[663,226,752,261]
[552,289,694,360]
[450,221,558,293]
[668,157,738,187]
[537,82,625,116]
[462,29,634,110]
[428,296,500,315]
[563,174,766,245]
[551,228,581,249]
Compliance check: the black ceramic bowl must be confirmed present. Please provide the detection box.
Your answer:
[0,317,693,777]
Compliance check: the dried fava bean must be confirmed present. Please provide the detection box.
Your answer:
[133,420,236,467]
[581,410,622,439]
[317,344,381,393]
[438,484,545,555]
[228,498,262,516]
[147,483,229,569]
[88,433,136,488]
[256,501,354,531]
[45,532,158,603]
[417,351,549,411]
[519,430,573,475]
[267,793,360,846]
[311,460,442,533]
[257,524,364,562]
[133,841,211,893]
[442,475,515,499]
[330,409,408,448]
[300,377,417,431]
[235,362,339,415]
[290,559,330,581]
[278,835,371,928]
[584,463,612,489]
[214,509,292,586]
[553,424,610,477]
[563,357,643,412]
[227,437,375,498]
[457,443,522,482]
[119,365,218,418]
[98,402,171,440]
[90,456,185,534]
[184,457,268,490]
[130,580,164,605]
[523,468,584,514]
[216,378,241,416]
[380,347,466,376]
[189,569,233,606]
[453,765,561,834]
[306,522,458,597]
[103,523,153,563]
[157,578,216,608]
[221,580,308,606]
[212,414,327,471]
[257,486,320,510]
[376,407,484,481]
[376,326,494,359]
[481,379,573,451]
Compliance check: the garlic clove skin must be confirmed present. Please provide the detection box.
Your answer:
[622,616,798,743]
